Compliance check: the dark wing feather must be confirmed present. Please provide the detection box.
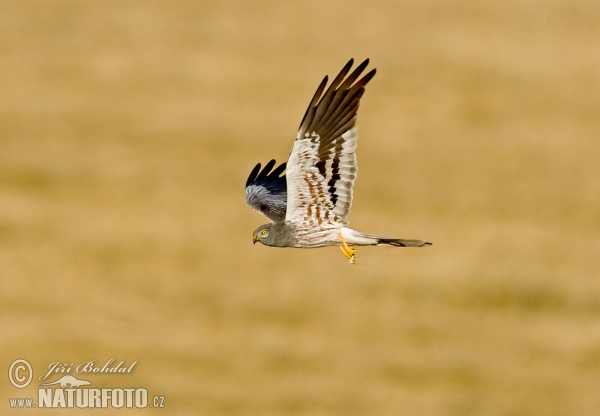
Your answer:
[286,59,376,227]
[245,159,287,222]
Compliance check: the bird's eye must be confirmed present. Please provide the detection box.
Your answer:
[261,229,268,236]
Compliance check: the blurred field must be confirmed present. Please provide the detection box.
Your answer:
[1,1,600,415]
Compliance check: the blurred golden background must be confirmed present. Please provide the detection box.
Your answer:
[1,1,599,415]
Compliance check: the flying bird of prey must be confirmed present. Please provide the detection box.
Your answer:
[245,59,431,264]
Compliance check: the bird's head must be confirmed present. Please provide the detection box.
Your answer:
[252,223,275,246]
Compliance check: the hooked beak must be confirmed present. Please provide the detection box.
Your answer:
[253,233,258,244]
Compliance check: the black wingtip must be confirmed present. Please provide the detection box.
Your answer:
[352,67,377,91]
[257,159,276,182]
[272,162,286,177]
[246,160,287,189]
[354,58,369,74]
[246,163,262,188]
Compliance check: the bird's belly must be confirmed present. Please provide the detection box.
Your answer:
[292,228,343,248]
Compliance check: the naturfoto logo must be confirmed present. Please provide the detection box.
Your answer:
[8,358,165,410]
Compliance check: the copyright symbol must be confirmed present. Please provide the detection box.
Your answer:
[8,359,33,388]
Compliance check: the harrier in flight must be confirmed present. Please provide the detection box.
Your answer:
[245,59,431,264]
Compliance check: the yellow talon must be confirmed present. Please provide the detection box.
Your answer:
[338,232,356,264]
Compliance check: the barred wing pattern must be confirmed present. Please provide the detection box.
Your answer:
[245,159,287,222]
[286,59,376,229]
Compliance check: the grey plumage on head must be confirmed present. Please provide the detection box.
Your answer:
[253,222,297,247]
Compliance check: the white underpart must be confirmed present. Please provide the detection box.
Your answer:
[340,227,379,246]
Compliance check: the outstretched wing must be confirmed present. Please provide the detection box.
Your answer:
[285,58,376,228]
[245,159,287,222]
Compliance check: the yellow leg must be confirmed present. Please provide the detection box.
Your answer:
[338,232,356,264]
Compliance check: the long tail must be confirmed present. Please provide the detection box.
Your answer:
[343,229,432,247]
[376,237,431,247]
